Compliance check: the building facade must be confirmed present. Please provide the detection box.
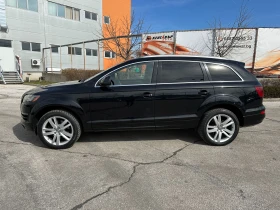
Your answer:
[0,0,131,80]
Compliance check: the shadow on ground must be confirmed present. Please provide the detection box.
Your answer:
[13,123,204,148]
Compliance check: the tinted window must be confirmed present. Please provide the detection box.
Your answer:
[28,0,38,11]
[75,47,82,55]
[159,61,204,83]
[18,0,27,9]
[104,51,111,58]
[92,49,98,56]
[22,42,30,51]
[32,43,40,52]
[0,39,12,47]
[51,45,59,53]
[57,4,65,17]
[207,64,241,81]
[103,62,154,86]
[92,13,97,21]
[86,49,91,56]
[85,11,91,19]
[104,16,110,24]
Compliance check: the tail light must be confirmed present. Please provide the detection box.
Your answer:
[255,86,264,98]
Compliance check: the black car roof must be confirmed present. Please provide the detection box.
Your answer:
[136,55,243,64]
[108,55,245,72]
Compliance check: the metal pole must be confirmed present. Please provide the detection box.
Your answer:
[60,45,62,70]
[173,31,177,55]
[211,29,216,56]
[98,40,100,70]
[70,45,73,69]
[42,49,46,72]
[251,28,259,74]
[83,42,86,70]
[50,49,53,72]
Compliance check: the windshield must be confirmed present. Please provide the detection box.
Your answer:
[84,71,105,82]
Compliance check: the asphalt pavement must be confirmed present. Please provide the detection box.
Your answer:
[0,84,280,210]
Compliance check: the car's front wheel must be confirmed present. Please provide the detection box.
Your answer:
[198,108,239,146]
[37,110,81,149]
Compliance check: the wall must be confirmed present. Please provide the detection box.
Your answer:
[102,0,131,70]
[0,0,103,77]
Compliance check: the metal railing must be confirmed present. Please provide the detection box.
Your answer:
[0,65,6,84]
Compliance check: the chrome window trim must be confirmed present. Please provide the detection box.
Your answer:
[204,62,244,82]
[95,60,245,88]
[95,61,155,87]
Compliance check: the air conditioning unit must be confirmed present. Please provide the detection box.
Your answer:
[31,59,41,66]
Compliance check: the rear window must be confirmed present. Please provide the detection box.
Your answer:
[206,63,241,81]
[158,61,204,83]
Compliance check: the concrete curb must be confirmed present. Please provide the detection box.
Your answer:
[264,98,280,102]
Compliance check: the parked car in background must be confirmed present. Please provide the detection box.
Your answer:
[21,55,265,149]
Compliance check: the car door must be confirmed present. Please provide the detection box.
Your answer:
[90,61,157,130]
[155,60,214,129]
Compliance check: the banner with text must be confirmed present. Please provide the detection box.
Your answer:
[142,32,175,56]
[215,29,257,69]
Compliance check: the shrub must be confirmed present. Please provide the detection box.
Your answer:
[259,79,280,98]
[61,69,103,81]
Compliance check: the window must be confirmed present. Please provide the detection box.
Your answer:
[206,63,241,81]
[104,16,110,24]
[28,0,38,11]
[85,11,91,19]
[21,42,40,51]
[0,39,12,48]
[158,61,204,83]
[68,47,82,55]
[57,4,65,17]
[6,0,17,7]
[51,45,59,53]
[22,42,31,51]
[86,49,98,56]
[6,0,38,11]
[85,11,98,21]
[31,43,40,52]
[104,51,115,58]
[73,9,80,21]
[101,62,154,86]
[48,2,80,20]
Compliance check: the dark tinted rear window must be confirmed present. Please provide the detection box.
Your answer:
[207,63,241,81]
[159,61,204,83]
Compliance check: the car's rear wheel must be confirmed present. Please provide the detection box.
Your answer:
[37,110,81,149]
[198,108,239,146]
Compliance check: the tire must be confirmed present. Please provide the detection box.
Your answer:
[198,108,239,146]
[37,110,81,149]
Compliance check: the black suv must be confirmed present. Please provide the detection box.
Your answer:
[21,55,265,149]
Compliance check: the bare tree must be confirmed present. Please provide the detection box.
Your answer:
[97,11,149,61]
[207,0,252,57]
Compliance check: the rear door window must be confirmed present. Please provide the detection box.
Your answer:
[206,63,241,81]
[158,61,204,83]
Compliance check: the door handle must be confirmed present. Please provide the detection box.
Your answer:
[199,90,209,96]
[143,92,153,98]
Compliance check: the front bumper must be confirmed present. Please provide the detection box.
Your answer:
[21,118,34,131]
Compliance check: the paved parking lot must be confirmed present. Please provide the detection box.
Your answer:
[1,84,280,210]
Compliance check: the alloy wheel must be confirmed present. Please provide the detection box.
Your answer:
[42,116,74,146]
[206,114,236,143]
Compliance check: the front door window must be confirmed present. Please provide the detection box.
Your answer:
[101,62,154,86]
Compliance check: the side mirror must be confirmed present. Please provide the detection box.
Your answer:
[99,76,111,87]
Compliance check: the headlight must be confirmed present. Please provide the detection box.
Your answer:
[23,95,40,103]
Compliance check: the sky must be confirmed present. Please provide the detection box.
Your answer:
[132,0,280,32]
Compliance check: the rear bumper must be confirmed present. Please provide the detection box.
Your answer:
[243,106,265,127]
